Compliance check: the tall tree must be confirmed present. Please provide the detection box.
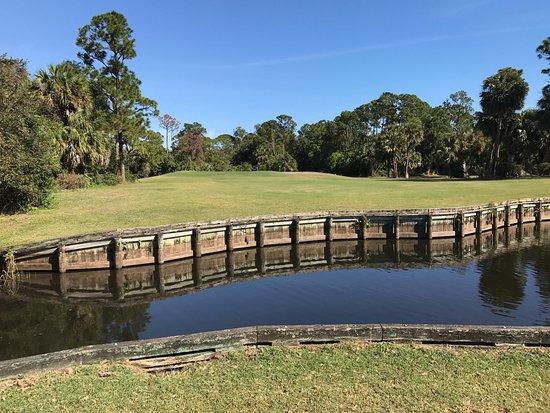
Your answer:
[158,113,180,149]
[479,68,529,177]
[443,91,478,176]
[172,122,207,168]
[76,11,157,182]
[0,56,57,212]
[536,37,550,133]
[35,61,108,173]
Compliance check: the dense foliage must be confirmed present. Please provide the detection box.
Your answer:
[0,8,548,214]
[0,56,57,213]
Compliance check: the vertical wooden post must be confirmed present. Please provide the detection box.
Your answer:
[457,236,464,259]
[427,213,433,239]
[255,247,266,274]
[192,257,202,287]
[225,224,234,251]
[475,211,482,236]
[517,203,524,226]
[225,251,234,278]
[395,239,401,267]
[192,228,202,258]
[459,211,465,238]
[394,211,400,240]
[291,219,301,244]
[155,233,164,265]
[291,243,301,270]
[113,238,124,269]
[256,221,265,248]
[536,201,542,223]
[426,238,433,263]
[57,244,67,273]
[492,208,498,231]
[360,214,369,239]
[325,217,333,242]
[54,273,68,298]
[113,268,125,300]
[324,241,333,265]
[154,265,165,295]
[504,204,510,227]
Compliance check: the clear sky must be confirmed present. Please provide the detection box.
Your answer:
[1,0,549,136]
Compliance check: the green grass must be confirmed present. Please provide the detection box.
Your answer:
[1,343,549,412]
[1,171,549,246]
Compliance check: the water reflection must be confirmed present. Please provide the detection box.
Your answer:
[0,222,549,361]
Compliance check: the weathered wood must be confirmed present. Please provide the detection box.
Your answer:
[427,213,433,239]
[225,251,234,278]
[8,197,550,272]
[113,238,124,270]
[255,221,265,248]
[56,244,67,273]
[476,211,482,236]
[225,224,234,251]
[291,219,300,244]
[394,212,400,240]
[155,233,164,264]
[192,228,202,258]
[325,217,333,242]
[492,208,498,231]
[536,201,542,223]
[291,243,301,270]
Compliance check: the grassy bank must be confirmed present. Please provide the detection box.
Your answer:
[1,343,549,412]
[2,171,550,246]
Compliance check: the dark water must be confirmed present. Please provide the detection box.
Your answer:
[1,223,549,361]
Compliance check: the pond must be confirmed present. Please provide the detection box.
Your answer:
[1,222,549,361]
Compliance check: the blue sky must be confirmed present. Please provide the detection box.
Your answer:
[1,0,549,136]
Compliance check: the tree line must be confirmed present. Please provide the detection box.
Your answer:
[0,10,549,214]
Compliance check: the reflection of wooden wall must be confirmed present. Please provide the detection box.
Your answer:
[11,199,550,273]
[15,222,550,302]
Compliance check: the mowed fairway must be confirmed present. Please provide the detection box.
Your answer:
[2,171,550,246]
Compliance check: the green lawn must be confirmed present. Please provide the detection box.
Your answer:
[2,171,550,247]
[1,343,548,412]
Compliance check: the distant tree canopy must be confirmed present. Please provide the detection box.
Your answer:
[1,13,550,216]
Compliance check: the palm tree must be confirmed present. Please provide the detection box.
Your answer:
[35,62,109,173]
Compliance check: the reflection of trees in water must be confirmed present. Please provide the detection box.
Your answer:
[478,240,550,319]
[478,250,526,315]
[0,297,149,361]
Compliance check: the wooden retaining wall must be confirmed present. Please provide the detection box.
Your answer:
[0,324,549,378]
[4,198,550,273]
[15,221,548,304]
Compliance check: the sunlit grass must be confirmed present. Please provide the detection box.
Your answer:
[1,171,549,246]
[1,343,549,412]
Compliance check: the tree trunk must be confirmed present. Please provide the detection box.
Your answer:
[392,155,398,178]
[462,160,468,178]
[116,132,125,183]
[405,154,410,179]
[490,119,503,177]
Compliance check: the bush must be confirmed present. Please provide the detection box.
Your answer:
[0,56,57,213]
[57,173,90,190]
[532,162,550,176]
[495,162,523,178]
[89,172,119,186]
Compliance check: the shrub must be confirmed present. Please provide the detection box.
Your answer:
[89,172,119,186]
[57,173,90,190]
[532,162,550,176]
[495,162,523,178]
[0,56,57,213]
